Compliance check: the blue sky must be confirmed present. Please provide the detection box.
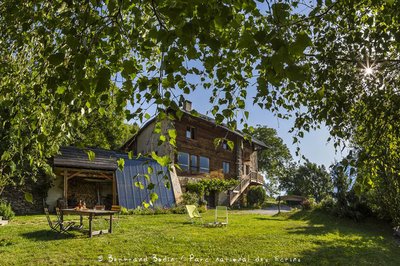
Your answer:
[178,89,343,168]
[126,2,344,168]
[130,83,344,168]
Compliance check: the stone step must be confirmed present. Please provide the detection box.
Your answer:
[0,220,9,226]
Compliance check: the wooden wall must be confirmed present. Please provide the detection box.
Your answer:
[174,115,238,179]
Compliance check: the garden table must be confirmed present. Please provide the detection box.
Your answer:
[60,209,118,237]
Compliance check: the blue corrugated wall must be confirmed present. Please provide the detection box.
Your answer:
[115,156,175,209]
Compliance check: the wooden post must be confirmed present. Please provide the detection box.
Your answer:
[109,214,113,233]
[112,172,116,205]
[89,214,93,238]
[278,196,281,214]
[63,170,68,207]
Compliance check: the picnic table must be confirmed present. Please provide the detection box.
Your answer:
[60,209,118,238]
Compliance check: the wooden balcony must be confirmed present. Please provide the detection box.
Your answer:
[249,171,264,185]
[229,172,264,206]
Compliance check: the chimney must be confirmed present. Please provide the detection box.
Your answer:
[183,100,192,111]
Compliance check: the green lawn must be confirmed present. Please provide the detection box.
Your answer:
[0,210,399,265]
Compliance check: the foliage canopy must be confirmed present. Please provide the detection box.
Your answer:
[2,0,400,223]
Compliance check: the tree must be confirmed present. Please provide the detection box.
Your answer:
[251,125,292,196]
[72,110,139,150]
[280,160,333,202]
[2,0,400,223]
[330,162,352,211]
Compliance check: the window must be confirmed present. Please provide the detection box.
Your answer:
[199,156,210,173]
[178,152,189,172]
[222,140,233,151]
[222,140,228,150]
[191,155,198,173]
[186,126,195,139]
[223,162,230,174]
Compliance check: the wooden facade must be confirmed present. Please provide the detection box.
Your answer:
[174,114,238,179]
[124,110,266,184]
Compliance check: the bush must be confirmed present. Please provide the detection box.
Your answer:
[301,197,316,210]
[317,196,336,212]
[120,206,129,215]
[246,186,266,207]
[153,206,171,215]
[0,200,15,220]
[170,205,187,214]
[197,205,207,213]
[181,192,200,206]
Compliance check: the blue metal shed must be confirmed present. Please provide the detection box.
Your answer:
[115,155,175,209]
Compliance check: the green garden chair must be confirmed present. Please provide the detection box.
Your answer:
[185,205,203,224]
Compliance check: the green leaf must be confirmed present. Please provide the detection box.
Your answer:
[147,183,155,190]
[159,135,166,142]
[151,152,170,166]
[227,140,235,150]
[24,192,33,204]
[122,59,137,76]
[128,151,134,160]
[150,192,158,203]
[56,87,66,94]
[86,150,95,161]
[291,32,311,56]
[48,53,65,66]
[117,158,125,171]
[134,181,144,189]
[147,166,153,174]
[96,67,111,92]
[98,107,106,116]
[142,201,150,208]
[316,87,325,100]
[168,129,177,139]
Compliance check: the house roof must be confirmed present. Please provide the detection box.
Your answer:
[121,109,268,150]
[53,146,118,171]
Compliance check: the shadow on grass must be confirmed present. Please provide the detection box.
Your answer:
[283,210,400,265]
[253,217,285,222]
[21,230,79,241]
[297,237,399,265]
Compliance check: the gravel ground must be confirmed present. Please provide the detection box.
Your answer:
[231,205,292,215]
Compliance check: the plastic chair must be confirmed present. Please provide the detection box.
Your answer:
[215,206,228,226]
[185,205,203,224]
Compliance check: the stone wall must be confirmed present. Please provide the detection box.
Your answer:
[1,178,50,215]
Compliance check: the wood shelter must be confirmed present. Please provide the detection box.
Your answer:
[53,147,118,208]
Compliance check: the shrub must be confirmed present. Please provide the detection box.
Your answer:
[120,206,129,215]
[170,205,186,214]
[153,206,171,215]
[0,200,15,220]
[181,192,200,206]
[246,186,266,207]
[317,196,336,212]
[197,205,207,213]
[301,197,316,210]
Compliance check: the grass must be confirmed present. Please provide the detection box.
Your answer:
[0,210,399,265]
